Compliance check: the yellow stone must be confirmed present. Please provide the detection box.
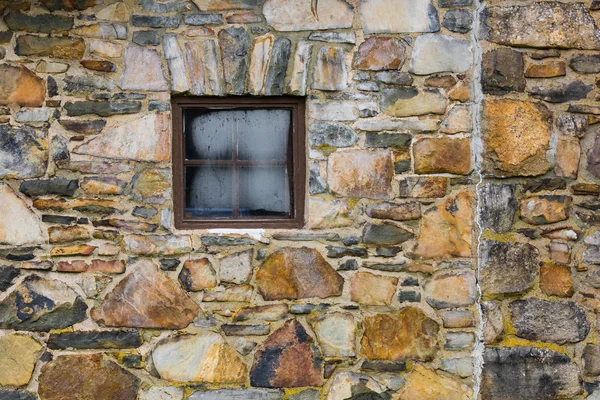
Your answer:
[398,364,473,400]
[0,334,43,387]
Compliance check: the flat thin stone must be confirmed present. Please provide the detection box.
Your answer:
[218,27,250,95]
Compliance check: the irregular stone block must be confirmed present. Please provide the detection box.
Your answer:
[263,0,354,31]
[39,0,99,11]
[219,249,253,284]
[509,299,590,344]
[366,201,420,221]
[179,258,217,291]
[413,137,471,175]
[15,35,85,59]
[0,183,45,245]
[0,334,43,387]
[312,46,348,91]
[480,241,538,295]
[481,347,582,399]
[482,48,525,94]
[399,364,473,400]
[234,304,288,322]
[399,176,447,198]
[47,330,142,349]
[540,263,573,298]
[5,11,72,33]
[525,60,566,78]
[193,0,261,10]
[264,38,291,95]
[350,271,398,305]
[359,0,439,33]
[120,45,168,91]
[310,313,355,357]
[309,122,357,147]
[64,101,142,117]
[218,26,250,95]
[482,2,600,49]
[328,149,394,199]
[570,54,600,74]
[410,34,472,74]
[326,372,387,400]
[189,389,283,400]
[92,261,200,329]
[479,183,516,233]
[163,35,189,93]
[131,15,180,28]
[287,41,312,95]
[442,8,472,33]
[424,270,476,309]
[520,195,570,225]
[248,34,274,94]
[382,87,447,117]
[353,37,405,70]
[530,80,593,103]
[362,222,413,245]
[0,64,45,107]
[361,307,439,361]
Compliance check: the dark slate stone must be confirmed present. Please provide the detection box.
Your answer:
[160,258,180,271]
[342,236,360,246]
[272,232,339,241]
[374,71,413,86]
[362,223,413,245]
[326,246,368,258]
[42,215,78,225]
[401,277,419,286]
[64,101,142,117]
[0,275,88,331]
[0,389,36,400]
[361,361,406,373]
[398,291,421,302]
[570,54,600,74]
[184,13,224,25]
[189,389,284,400]
[376,247,401,257]
[218,26,251,95]
[20,178,78,197]
[556,114,587,138]
[5,11,73,33]
[479,183,516,233]
[363,263,405,272]
[48,330,142,349]
[439,0,472,7]
[201,236,257,246]
[140,0,189,12]
[0,266,20,291]
[522,178,566,193]
[112,93,147,100]
[583,344,600,376]
[132,206,158,219]
[39,0,98,11]
[0,31,14,44]
[481,347,582,400]
[530,80,593,103]
[337,259,359,271]
[0,125,47,179]
[48,76,58,97]
[132,30,161,46]
[480,241,538,295]
[442,9,473,33]
[290,304,316,314]
[51,135,69,161]
[309,123,358,147]
[482,48,525,94]
[5,253,35,262]
[131,15,181,28]
[122,354,143,369]
[509,299,590,344]
[222,324,271,336]
[148,100,170,112]
[309,163,326,195]
[365,133,411,148]
[264,38,292,96]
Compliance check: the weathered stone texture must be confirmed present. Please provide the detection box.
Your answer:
[328,150,394,199]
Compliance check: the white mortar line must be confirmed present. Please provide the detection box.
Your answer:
[471,0,487,397]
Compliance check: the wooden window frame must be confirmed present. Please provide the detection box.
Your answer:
[172,96,306,230]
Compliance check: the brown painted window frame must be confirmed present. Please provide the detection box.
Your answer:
[172,96,306,230]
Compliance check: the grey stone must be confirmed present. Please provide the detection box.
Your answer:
[374,71,413,86]
[222,324,270,336]
[290,304,316,314]
[338,259,359,271]
[14,108,50,123]
[359,0,439,33]
[132,30,160,46]
[131,15,180,28]
[159,259,180,271]
[272,232,339,241]
[326,246,368,258]
[482,2,600,50]
[163,35,189,93]
[481,347,582,399]
[480,241,538,295]
[64,74,115,93]
[410,34,472,74]
[570,54,600,74]
[5,11,73,33]
[479,184,517,233]
[365,133,411,148]
[363,262,405,272]
[309,32,356,44]
[530,80,593,103]
[184,13,223,25]
[587,133,600,179]
[509,299,590,344]
[47,76,58,97]
[201,236,256,246]
[140,0,189,12]
[309,163,327,194]
[132,206,158,219]
[47,330,142,349]
[0,266,19,291]
[0,389,36,400]
[0,125,47,179]
[189,389,283,400]
[444,332,474,350]
[59,119,106,134]
[218,27,250,95]
[584,345,600,376]
[482,48,525,94]
[557,114,588,138]
[149,100,170,112]
[265,38,291,96]
[20,178,78,197]
[309,123,358,147]
[442,9,472,33]
[362,222,413,245]
[398,291,421,303]
[439,0,471,6]
[64,101,142,117]
[288,390,319,400]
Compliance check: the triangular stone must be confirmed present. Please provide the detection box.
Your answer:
[0,183,45,245]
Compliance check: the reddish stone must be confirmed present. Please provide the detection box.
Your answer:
[251,320,323,388]
[361,307,439,362]
[57,260,125,274]
[178,258,217,291]
[0,64,45,107]
[50,245,96,257]
[39,354,139,400]
[80,60,116,72]
[91,261,200,329]
[353,37,405,71]
[256,247,343,301]
[540,263,573,297]
[413,137,472,175]
[328,149,394,199]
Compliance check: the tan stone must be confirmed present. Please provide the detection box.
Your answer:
[80,176,126,195]
[97,2,130,22]
[361,307,439,362]
[178,258,217,291]
[56,260,125,273]
[33,198,126,214]
[310,313,356,357]
[120,45,168,91]
[483,100,552,176]
[414,192,473,258]
[399,177,447,198]
[131,169,170,203]
[555,137,580,179]
[263,0,354,31]
[353,37,405,71]
[541,263,573,297]
[414,137,472,175]
[92,261,200,329]
[125,234,192,256]
[203,284,253,302]
[519,196,570,225]
[39,354,139,400]
[308,196,354,229]
[398,364,473,400]
[312,46,348,91]
[424,271,476,309]
[0,183,45,245]
[0,64,45,107]
[0,334,43,387]
[359,0,440,34]
[75,114,170,162]
[525,61,566,78]
[247,34,274,95]
[441,104,473,134]
[287,41,312,95]
[90,39,123,58]
[366,201,420,221]
[383,88,447,117]
[152,333,247,383]
[48,225,90,244]
[448,80,471,102]
[350,272,398,305]
[328,149,394,199]
[234,304,288,322]
[256,247,343,300]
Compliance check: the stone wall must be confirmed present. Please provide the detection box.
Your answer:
[0,0,598,399]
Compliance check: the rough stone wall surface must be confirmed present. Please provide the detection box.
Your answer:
[0,0,598,399]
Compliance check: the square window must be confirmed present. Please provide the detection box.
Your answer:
[172,97,306,229]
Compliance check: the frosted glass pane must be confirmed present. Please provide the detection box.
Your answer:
[185,166,233,218]
[185,110,234,160]
[239,166,290,217]
[238,109,290,160]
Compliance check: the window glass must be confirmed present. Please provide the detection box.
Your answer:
[239,166,290,217]
[185,166,233,218]
[238,109,290,161]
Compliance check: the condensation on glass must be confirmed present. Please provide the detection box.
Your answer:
[172,97,305,229]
